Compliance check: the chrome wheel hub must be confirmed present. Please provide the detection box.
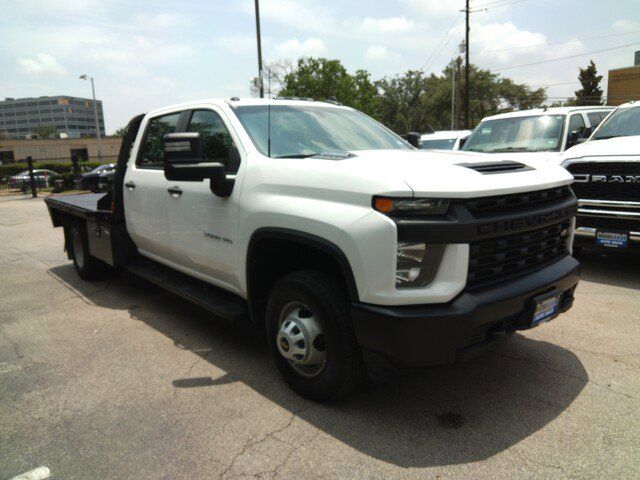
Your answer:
[276,302,326,377]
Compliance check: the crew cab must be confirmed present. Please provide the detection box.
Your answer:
[44,98,580,401]
[463,106,614,157]
[560,101,640,252]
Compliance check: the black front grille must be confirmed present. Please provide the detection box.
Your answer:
[468,221,571,289]
[567,162,640,201]
[576,216,640,232]
[465,186,573,217]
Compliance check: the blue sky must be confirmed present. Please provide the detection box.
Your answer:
[1,0,638,133]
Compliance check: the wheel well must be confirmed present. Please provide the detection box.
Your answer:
[246,231,358,324]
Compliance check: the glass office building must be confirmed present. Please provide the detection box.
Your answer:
[0,96,105,139]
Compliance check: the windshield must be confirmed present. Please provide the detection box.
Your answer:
[421,138,456,150]
[463,114,565,153]
[592,106,640,140]
[233,105,409,158]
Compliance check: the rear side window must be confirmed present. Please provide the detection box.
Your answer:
[137,112,181,168]
[187,110,239,173]
[587,112,605,129]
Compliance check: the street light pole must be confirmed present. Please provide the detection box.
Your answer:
[79,74,103,159]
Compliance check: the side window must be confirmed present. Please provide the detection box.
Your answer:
[137,112,181,168]
[587,112,604,130]
[568,114,586,136]
[187,110,239,173]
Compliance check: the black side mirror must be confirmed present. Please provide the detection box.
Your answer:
[403,132,422,148]
[163,132,235,197]
[566,130,579,149]
[576,137,588,145]
[581,126,592,138]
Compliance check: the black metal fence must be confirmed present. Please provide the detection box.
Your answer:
[0,155,118,197]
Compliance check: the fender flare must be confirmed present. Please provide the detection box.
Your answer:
[246,227,360,302]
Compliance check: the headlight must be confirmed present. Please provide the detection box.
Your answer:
[373,196,450,216]
[396,241,445,288]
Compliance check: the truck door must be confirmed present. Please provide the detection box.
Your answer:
[165,108,243,292]
[123,111,182,261]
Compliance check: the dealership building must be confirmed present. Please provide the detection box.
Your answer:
[0,95,105,140]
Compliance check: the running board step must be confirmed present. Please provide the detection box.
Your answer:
[127,257,248,321]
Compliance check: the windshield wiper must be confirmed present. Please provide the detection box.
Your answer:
[272,153,320,159]
[489,147,535,153]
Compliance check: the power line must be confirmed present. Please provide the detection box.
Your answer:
[470,0,528,12]
[420,14,463,72]
[493,41,640,71]
[478,29,640,54]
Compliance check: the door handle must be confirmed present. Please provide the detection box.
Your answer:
[168,187,182,197]
[125,181,136,190]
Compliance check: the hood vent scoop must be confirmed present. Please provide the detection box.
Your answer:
[457,161,533,174]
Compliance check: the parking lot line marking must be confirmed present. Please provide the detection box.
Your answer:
[8,466,51,480]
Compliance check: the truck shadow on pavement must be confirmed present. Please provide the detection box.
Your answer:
[577,251,640,290]
[49,264,588,468]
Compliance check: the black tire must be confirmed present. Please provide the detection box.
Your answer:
[265,270,363,402]
[68,221,103,281]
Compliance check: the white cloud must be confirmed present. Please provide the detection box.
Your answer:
[365,45,393,61]
[275,38,328,58]
[240,0,331,34]
[135,13,189,31]
[359,17,417,33]
[612,19,640,33]
[405,0,460,17]
[212,35,257,55]
[473,22,583,64]
[16,53,67,76]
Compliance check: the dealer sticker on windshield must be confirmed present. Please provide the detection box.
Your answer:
[596,231,628,248]
[532,293,561,326]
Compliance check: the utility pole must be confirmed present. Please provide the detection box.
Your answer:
[254,0,264,98]
[455,57,463,130]
[464,0,470,129]
[79,74,102,159]
[451,64,455,130]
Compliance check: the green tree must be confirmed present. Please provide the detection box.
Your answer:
[375,63,546,133]
[31,125,57,139]
[279,58,379,117]
[275,57,547,133]
[573,60,603,105]
[113,127,126,137]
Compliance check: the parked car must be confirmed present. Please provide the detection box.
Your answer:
[420,130,472,150]
[8,169,58,190]
[45,98,579,401]
[462,106,614,157]
[74,163,117,191]
[560,101,640,253]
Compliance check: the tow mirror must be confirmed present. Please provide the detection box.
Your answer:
[403,132,422,148]
[163,132,225,182]
[163,132,235,197]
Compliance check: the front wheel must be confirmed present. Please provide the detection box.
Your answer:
[265,271,363,402]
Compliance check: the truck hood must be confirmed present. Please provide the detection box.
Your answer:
[344,149,573,198]
[562,135,640,160]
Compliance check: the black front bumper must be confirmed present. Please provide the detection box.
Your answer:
[351,256,580,376]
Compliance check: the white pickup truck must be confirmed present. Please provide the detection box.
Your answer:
[560,101,640,252]
[462,106,614,157]
[45,98,580,401]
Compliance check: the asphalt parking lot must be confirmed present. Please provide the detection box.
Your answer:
[1,196,639,480]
